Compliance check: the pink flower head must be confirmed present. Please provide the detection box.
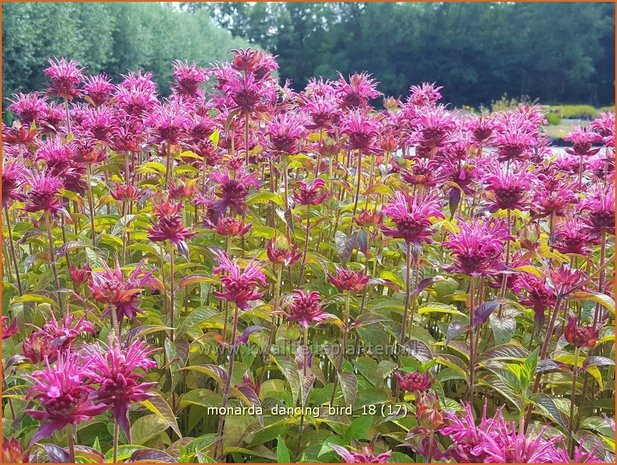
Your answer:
[82,74,114,106]
[394,370,432,393]
[231,48,278,79]
[413,104,457,148]
[441,403,566,463]
[110,183,147,203]
[69,264,92,285]
[400,159,443,188]
[340,110,380,152]
[492,113,538,162]
[328,266,370,292]
[267,236,302,266]
[83,337,157,434]
[552,219,594,256]
[547,263,587,295]
[8,92,49,125]
[2,158,28,207]
[25,352,107,443]
[172,61,207,97]
[483,163,533,211]
[206,216,252,238]
[303,95,340,130]
[590,112,616,139]
[2,121,38,145]
[209,167,260,219]
[530,174,578,218]
[334,72,381,110]
[580,184,615,237]
[564,126,602,157]
[330,444,391,464]
[24,171,64,214]
[89,259,159,321]
[465,114,494,145]
[44,58,84,100]
[224,72,277,115]
[2,316,17,339]
[2,437,29,464]
[212,250,266,310]
[292,178,329,206]
[355,209,383,228]
[285,290,333,328]
[80,106,116,143]
[408,82,443,107]
[564,313,600,348]
[266,112,307,155]
[115,71,159,117]
[146,101,191,145]
[23,312,96,364]
[381,192,445,245]
[148,198,195,257]
[443,218,510,276]
[512,273,557,328]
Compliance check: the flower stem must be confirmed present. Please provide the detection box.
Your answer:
[567,346,580,455]
[4,206,23,295]
[296,325,309,455]
[351,150,363,232]
[169,241,175,341]
[44,211,62,309]
[86,163,97,245]
[468,276,476,401]
[112,420,120,464]
[66,424,75,462]
[216,303,240,459]
[401,242,413,343]
[297,205,311,286]
[245,113,250,166]
[260,264,282,384]
[330,290,350,405]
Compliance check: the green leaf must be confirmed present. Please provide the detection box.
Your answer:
[130,414,168,445]
[531,393,568,431]
[140,394,182,438]
[344,415,372,442]
[337,371,357,406]
[570,291,615,315]
[276,435,291,463]
[476,344,529,365]
[272,355,300,405]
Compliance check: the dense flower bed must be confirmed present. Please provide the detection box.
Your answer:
[1,50,615,463]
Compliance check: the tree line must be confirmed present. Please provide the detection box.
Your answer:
[3,2,614,107]
[2,2,250,101]
[188,2,614,107]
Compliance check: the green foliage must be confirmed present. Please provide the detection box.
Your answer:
[2,3,251,99]
[197,2,614,107]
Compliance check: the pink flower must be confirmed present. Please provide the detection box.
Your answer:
[24,171,64,214]
[148,197,196,257]
[292,178,329,206]
[354,209,383,228]
[413,104,457,148]
[2,437,29,463]
[2,121,38,145]
[408,82,443,107]
[208,167,260,219]
[83,337,157,434]
[530,174,578,218]
[25,352,107,443]
[69,264,92,285]
[443,218,510,276]
[381,192,445,245]
[212,250,266,310]
[334,72,381,110]
[266,236,302,266]
[89,259,159,321]
[590,112,615,139]
[484,163,533,211]
[552,219,594,256]
[564,126,602,157]
[266,113,307,155]
[146,101,191,145]
[511,274,557,327]
[285,290,333,328]
[340,110,380,152]
[22,312,96,364]
[330,444,391,463]
[564,312,600,348]
[2,316,17,339]
[547,264,587,295]
[172,61,207,97]
[394,370,432,392]
[44,58,84,100]
[82,74,114,106]
[580,184,615,237]
[231,48,278,79]
[110,183,147,203]
[8,92,48,125]
[206,216,252,238]
[2,158,27,208]
[328,266,370,292]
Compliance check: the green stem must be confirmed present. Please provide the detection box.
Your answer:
[86,163,97,245]
[66,424,75,462]
[44,212,62,309]
[4,206,23,295]
[567,347,581,455]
